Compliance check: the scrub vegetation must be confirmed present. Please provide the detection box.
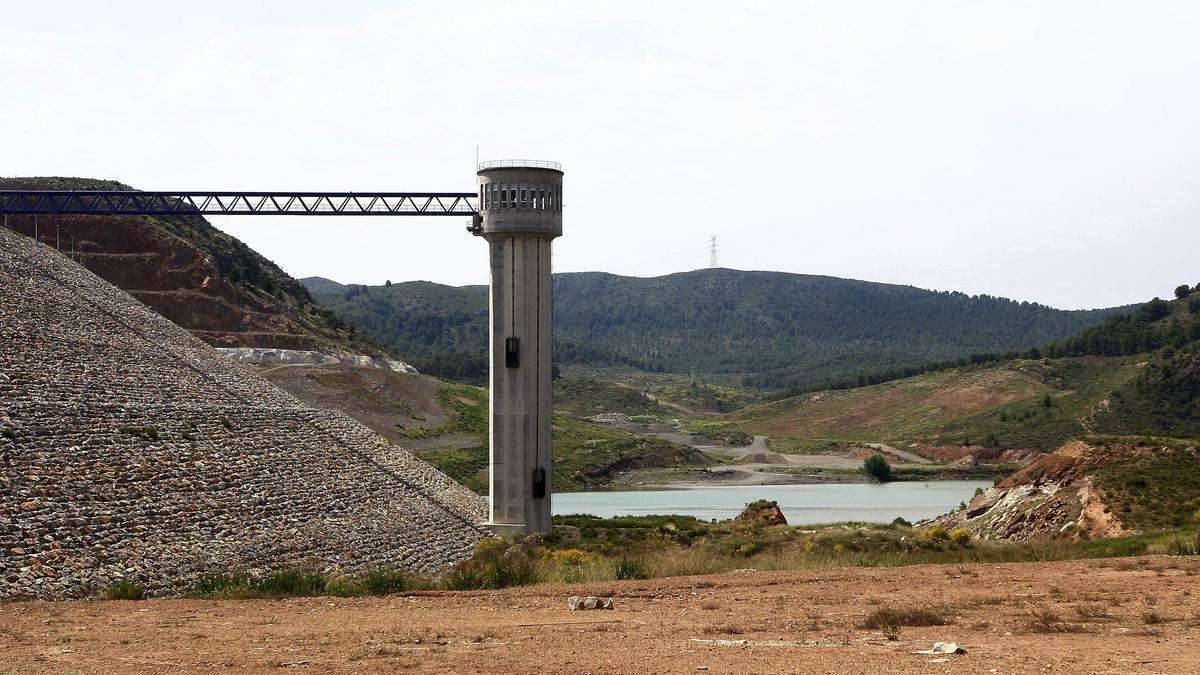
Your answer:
[168,513,1196,598]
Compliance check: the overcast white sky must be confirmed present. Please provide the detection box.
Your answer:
[3,1,1198,309]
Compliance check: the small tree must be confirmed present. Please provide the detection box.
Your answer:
[863,454,892,482]
[1175,284,1191,299]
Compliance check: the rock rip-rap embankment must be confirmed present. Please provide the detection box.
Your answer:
[0,228,488,599]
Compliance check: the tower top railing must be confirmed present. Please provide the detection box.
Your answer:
[477,160,562,171]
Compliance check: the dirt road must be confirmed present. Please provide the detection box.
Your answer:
[3,557,1197,673]
[866,443,933,465]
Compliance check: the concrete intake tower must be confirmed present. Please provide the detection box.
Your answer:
[470,160,562,534]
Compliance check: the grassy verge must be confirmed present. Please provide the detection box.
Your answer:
[418,410,712,493]
[890,465,1012,482]
[145,517,1200,601]
[187,568,413,599]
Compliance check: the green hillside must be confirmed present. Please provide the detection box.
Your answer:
[303,278,490,381]
[305,269,1131,389]
[732,288,1200,451]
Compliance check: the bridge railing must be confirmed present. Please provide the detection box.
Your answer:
[0,191,479,216]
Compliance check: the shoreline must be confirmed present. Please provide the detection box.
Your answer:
[572,465,1001,492]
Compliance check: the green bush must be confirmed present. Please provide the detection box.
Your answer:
[862,454,892,482]
[445,538,536,590]
[950,528,973,546]
[1080,537,1148,558]
[443,567,488,591]
[1169,534,1200,556]
[190,568,421,599]
[190,573,253,596]
[256,571,328,596]
[104,580,146,600]
[359,569,409,595]
[614,558,649,580]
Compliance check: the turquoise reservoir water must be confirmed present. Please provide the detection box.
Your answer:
[552,480,990,525]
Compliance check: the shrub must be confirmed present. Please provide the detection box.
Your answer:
[552,549,586,565]
[359,569,409,595]
[891,517,912,528]
[1027,608,1089,633]
[862,454,892,482]
[614,557,649,580]
[190,573,252,596]
[860,605,951,629]
[734,541,764,557]
[443,567,487,591]
[921,526,950,541]
[950,528,973,546]
[104,580,146,600]
[257,571,328,596]
[188,571,373,598]
[445,538,536,589]
[1169,534,1200,556]
[116,426,158,440]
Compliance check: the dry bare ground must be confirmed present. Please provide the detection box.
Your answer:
[2,557,1198,673]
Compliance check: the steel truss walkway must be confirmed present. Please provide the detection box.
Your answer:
[0,190,478,217]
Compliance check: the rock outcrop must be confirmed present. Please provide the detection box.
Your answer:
[217,347,417,374]
[736,500,788,526]
[0,228,488,599]
[924,438,1199,540]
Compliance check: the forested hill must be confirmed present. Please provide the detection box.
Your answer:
[304,269,1134,388]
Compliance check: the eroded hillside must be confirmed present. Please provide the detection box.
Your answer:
[1,177,387,358]
[930,437,1200,539]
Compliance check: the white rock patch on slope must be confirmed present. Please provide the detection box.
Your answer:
[218,347,418,374]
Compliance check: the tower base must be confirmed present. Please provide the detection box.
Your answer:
[483,522,528,539]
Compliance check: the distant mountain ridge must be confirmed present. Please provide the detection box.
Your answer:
[304,269,1135,388]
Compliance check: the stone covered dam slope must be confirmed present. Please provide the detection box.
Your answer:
[0,227,488,599]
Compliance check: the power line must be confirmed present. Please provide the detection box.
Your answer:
[606,243,711,273]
